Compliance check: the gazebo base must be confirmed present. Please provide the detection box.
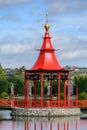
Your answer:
[11,115,81,122]
[11,108,82,117]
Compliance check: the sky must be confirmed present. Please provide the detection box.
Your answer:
[0,0,87,69]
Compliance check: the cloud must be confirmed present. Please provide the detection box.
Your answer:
[78,25,87,32]
[0,0,30,5]
[0,30,87,68]
[0,35,30,54]
[0,34,39,55]
[0,14,21,22]
[0,43,30,54]
[51,33,87,63]
[60,49,87,60]
[0,41,38,68]
[0,35,15,44]
[29,7,38,16]
[0,34,39,68]
[43,0,87,16]
[0,0,87,68]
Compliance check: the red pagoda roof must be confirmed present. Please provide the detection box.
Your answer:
[31,22,63,71]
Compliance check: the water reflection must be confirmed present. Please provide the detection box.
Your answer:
[11,116,80,130]
[0,110,11,119]
[0,115,87,130]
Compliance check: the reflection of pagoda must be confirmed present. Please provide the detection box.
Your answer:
[12,117,79,130]
[11,16,81,117]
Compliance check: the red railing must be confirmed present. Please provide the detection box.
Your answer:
[0,99,11,107]
[10,99,78,108]
[0,99,87,109]
[78,100,87,109]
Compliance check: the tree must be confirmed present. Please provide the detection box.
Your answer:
[4,67,25,96]
[78,92,87,100]
[12,67,24,95]
[73,75,87,94]
[0,64,9,93]
[14,78,24,95]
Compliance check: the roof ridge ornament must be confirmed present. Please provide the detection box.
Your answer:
[44,13,50,31]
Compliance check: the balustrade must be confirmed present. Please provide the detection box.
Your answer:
[0,99,87,109]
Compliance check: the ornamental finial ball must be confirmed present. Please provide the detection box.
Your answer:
[44,23,50,31]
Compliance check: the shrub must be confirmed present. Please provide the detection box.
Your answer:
[78,92,87,100]
[0,92,8,98]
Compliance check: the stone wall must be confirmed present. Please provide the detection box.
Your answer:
[11,108,82,117]
[12,116,80,122]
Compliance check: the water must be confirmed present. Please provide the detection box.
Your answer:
[0,110,87,130]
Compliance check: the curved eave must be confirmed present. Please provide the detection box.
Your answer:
[31,68,64,71]
[26,68,70,73]
[31,50,62,71]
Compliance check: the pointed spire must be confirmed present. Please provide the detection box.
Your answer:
[31,15,63,71]
[44,13,50,31]
[46,13,48,23]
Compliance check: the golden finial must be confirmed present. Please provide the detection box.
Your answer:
[44,13,50,31]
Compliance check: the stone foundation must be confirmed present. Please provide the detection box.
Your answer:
[11,108,82,117]
[12,115,81,122]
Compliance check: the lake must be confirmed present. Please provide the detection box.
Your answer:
[0,110,87,130]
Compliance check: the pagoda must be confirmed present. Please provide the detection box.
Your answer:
[11,18,81,117]
[24,20,71,109]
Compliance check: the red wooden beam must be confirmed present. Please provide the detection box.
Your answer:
[40,73,44,108]
[58,72,60,108]
[50,74,52,108]
[67,72,70,107]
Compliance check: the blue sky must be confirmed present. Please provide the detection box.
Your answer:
[0,0,87,69]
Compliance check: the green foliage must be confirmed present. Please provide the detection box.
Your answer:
[51,80,64,95]
[44,80,47,95]
[14,78,24,95]
[36,81,40,96]
[73,75,87,94]
[0,65,9,93]
[60,81,64,93]
[0,65,25,96]
[60,92,64,100]
[1,64,87,99]
[52,80,57,95]
[0,64,7,80]
[78,92,87,100]
[0,92,8,98]
[7,66,24,95]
